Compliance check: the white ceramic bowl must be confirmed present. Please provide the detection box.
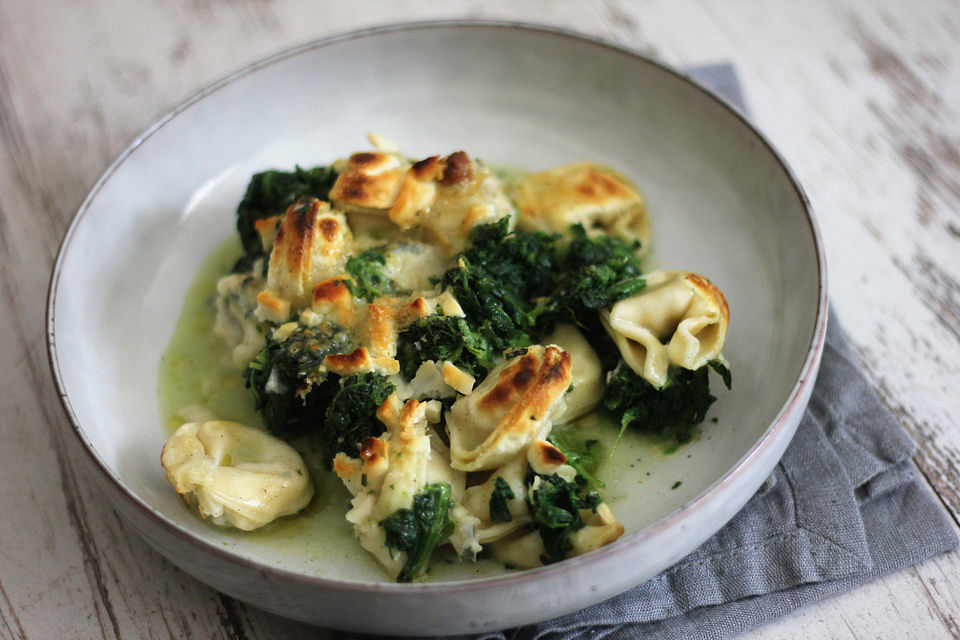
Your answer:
[47,22,827,635]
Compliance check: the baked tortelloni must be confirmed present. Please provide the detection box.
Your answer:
[508,162,651,254]
[601,270,729,389]
[162,135,730,582]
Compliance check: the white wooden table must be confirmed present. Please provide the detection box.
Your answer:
[3,1,959,638]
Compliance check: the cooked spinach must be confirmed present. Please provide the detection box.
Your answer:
[320,371,396,468]
[547,433,605,488]
[538,224,645,343]
[525,471,602,565]
[603,360,731,448]
[439,218,558,354]
[380,483,454,582]
[345,248,396,302]
[243,324,352,437]
[393,221,650,380]
[395,315,494,380]
[488,477,516,523]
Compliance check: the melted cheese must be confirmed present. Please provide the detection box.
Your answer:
[381,241,450,292]
[257,199,353,323]
[212,271,265,367]
[332,148,513,254]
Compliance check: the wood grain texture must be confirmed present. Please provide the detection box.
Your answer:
[1,1,959,639]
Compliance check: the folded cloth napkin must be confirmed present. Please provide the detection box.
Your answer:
[337,65,958,640]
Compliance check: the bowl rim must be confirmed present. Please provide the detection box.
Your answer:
[46,19,829,595]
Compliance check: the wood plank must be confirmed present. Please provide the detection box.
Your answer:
[1,1,960,639]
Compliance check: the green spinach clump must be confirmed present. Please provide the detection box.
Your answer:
[320,371,396,467]
[396,315,494,380]
[439,218,558,355]
[488,477,516,523]
[345,248,396,302]
[234,165,338,271]
[543,224,645,327]
[547,433,605,488]
[603,360,732,448]
[525,471,602,564]
[243,325,352,437]
[380,483,454,582]
[243,326,397,465]
[538,224,646,369]
[396,220,646,381]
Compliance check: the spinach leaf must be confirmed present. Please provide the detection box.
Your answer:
[603,361,729,448]
[525,471,602,564]
[547,433,605,488]
[380,483,454,582]
[345,248,396,302]
[439,218,558,354]
[488,477,515,523]
[396,315,494,381]
[320,371,396,468]
[243,324,352,437]
[540,224,645,334]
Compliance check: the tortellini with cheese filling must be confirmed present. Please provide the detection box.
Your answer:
[460,452,530,545]
[332,396,435,576]
[332,395,472,579]
[544,324,604,424]
[331,149,513,254]
[509,163,651,253]
[488,439,623,569]
[257,198,353,323]
[447,345,573,472]
[161,420,313,531]
[601,270,729,388]
[490,503,624,570]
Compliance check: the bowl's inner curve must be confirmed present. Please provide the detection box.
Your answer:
[52,26,819,584]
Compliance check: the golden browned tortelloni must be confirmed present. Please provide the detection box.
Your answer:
[601,270,729,388]
[447,345,573,472]
[256,198,353,323]
[330,149,513,254]
[328,150,409,218]
[508,163,651,253]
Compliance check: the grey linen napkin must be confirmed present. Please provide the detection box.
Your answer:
[336,65,958,640]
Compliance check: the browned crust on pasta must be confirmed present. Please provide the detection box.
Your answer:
[329,152,407,211]
[687,272,730,323]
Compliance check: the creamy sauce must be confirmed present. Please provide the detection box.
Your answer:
[157,237,263,433]
[156,237,684,576]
